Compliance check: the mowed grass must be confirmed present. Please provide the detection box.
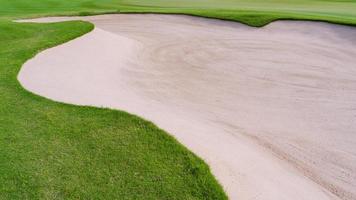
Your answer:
[0,21,227,199]
[119,0,356,26]
[0,0,118,19]
[1,0,356,26]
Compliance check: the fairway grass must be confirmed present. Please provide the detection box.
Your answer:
[0,21,226,199]
[1,0,356,26]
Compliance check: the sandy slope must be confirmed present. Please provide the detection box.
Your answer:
[18,15,356,200]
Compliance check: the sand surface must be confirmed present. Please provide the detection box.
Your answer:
[18,15,356,200]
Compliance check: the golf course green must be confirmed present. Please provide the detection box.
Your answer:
[1,0,356,26]
[1,0,356,199]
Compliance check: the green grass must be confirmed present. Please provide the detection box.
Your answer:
[118,0,356,27]
[0,21,226,199]
[1,0,356,199]
[1,0,356,26]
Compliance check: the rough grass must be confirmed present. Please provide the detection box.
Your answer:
[0,21,227,199]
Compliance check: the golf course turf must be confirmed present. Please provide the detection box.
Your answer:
[1,0,356,199]
[1,0,356,26]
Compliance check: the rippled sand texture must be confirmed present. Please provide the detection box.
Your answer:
[19,15,356,200]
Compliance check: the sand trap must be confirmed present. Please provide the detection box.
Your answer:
[18,15,356,200]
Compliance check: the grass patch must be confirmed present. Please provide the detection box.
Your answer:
[1,0,356,27]
[0,21,227,199]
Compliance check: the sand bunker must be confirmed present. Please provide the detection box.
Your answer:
[18,15,356,200]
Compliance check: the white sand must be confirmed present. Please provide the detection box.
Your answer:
[18,15,356,200]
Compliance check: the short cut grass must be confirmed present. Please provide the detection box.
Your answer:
[1,0,356,26]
